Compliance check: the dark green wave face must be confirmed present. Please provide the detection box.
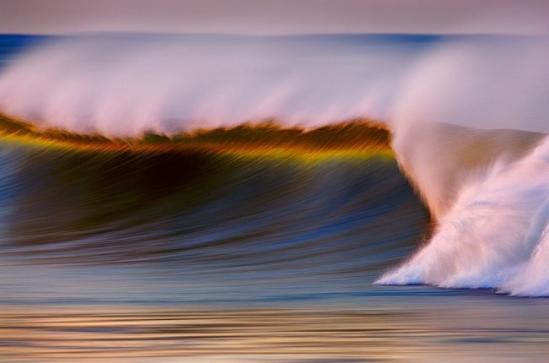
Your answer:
[0,142,428,304]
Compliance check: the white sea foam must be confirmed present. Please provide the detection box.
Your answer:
[378,132,548,295]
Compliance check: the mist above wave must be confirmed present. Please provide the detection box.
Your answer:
[1,34,548,135]
[0,34,423,136]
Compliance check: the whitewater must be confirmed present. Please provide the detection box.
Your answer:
[0,33,547,296]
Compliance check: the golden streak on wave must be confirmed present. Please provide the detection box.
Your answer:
[0,113,393,162]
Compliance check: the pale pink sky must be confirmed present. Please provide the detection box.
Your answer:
[1,0,548,35]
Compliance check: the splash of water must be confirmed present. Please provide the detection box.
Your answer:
[378,129,548,295]
[378,37,549,295]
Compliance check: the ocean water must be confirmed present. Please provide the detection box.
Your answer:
[1,34,549,363]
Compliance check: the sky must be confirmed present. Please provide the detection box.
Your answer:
[1,0,549,35]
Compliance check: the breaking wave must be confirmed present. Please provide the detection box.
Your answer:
[0,34,548,296]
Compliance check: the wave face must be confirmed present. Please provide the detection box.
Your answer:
[0,34,548,296]
[0,144,427,304]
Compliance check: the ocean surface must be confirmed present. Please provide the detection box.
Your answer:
[1,34,549,363]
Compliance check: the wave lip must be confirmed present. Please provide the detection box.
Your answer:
[0,113,391,160]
